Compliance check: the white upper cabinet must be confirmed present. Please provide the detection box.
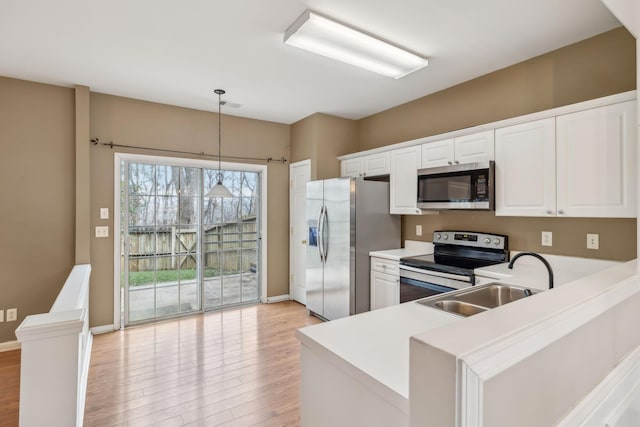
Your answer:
[496,101,637,218]
[341,157,364,177]
[390,145,422,214]
[341,152,390,178]
[455,130,495,164]
[556,100,636,217]
[421,130,494,169]
[495,118,556,216]
[421,138,454,168]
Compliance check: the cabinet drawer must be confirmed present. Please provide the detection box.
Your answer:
[370,257,399,275]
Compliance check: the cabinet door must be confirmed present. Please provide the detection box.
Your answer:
[495,118,556,216]
[421,139,454,168]
[370,270,399,310]
[390,146,422,214]
[364,152,390,176]
[454,130,495,164]
[556,101,637,217]
[341,158,363,177]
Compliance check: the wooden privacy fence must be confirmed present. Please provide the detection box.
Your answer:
[125,218,257,273]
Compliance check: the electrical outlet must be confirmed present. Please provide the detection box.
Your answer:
[95,226,109,238]
[416,225,422,236]
[100,207,109,219]
[541,231,552,247]
[0,310,4,322]
[587,233,599,250]
[6,308,17,322]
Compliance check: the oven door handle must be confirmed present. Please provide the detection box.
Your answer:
[399,265,473,283]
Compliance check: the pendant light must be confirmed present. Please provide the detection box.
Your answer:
[207,89,235,198]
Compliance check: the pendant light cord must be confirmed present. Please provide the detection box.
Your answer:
[215,89,226,181]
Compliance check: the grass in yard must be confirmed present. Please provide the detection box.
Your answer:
[124,268,223,286]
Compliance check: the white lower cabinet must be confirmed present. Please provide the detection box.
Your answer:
[370,257,400,310]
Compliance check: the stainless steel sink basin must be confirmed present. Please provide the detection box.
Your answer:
[417,283,539,317]
[454,284,536,308]
[434,300,489,316]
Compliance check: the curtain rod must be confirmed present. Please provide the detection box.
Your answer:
[90,138,288,164]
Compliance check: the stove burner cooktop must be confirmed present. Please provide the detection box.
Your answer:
[400,230,509,279]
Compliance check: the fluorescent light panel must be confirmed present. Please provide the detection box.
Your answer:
[284,10,428,79]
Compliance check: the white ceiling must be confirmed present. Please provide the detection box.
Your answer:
[0,0,621,124]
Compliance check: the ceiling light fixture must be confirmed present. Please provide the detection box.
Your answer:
[207,89,235,198]
[283,10,428,79]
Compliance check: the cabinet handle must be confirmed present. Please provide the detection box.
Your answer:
[302,240,307,244]
[546,210,553,215]
[447,161,453,165]
[558,209,565,215]
[454,160,459,164]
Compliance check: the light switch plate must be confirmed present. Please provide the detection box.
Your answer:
[6,308,17,322]
[95,226,109,238]
[416,225,422,236]
[100,208,109,219]
[0,310,4,322]
[541,231,552,247]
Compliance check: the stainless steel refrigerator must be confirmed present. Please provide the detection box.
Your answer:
[306,178,401,321]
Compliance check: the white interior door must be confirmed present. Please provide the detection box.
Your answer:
[290,160,311,304]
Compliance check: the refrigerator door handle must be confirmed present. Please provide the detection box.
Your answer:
[317,205,325,264]
[322,206,329,262]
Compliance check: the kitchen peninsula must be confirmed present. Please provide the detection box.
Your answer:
[297,258,640,426]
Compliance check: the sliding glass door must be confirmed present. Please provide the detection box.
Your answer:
[203,170,260,310]
[122,159,261,325]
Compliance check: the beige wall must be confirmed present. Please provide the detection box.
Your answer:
[290,113,357,180]
[404,213,636,261]
[357,27,637,261]
[358,27,636,150]
[0,77,76,343]
[291,114,318,178]
[89,94,290,327]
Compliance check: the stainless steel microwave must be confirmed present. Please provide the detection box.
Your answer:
[417,161,495,210]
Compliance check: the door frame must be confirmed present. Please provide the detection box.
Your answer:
[113,152,268,330]
[289,159,311,304]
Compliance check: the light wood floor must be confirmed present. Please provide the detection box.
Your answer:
[0,349,20,426]
[84,300,320,426]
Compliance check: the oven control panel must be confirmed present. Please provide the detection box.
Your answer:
[433,231,507,250]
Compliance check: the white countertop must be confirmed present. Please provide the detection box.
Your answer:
[298,251,624,415]
[296,301,459,410]
[369,240,434,261]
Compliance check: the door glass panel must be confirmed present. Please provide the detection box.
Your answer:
[123,161,260,325]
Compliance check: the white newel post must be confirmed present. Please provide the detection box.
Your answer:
[15,264,92,427]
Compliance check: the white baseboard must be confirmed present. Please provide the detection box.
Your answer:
[0,340,20,352]
[266,294,290,303]
[90,324,115,335]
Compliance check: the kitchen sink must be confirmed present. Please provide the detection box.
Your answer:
[417,283,540,317]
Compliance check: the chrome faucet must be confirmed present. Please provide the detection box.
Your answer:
[507,252,554,289]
